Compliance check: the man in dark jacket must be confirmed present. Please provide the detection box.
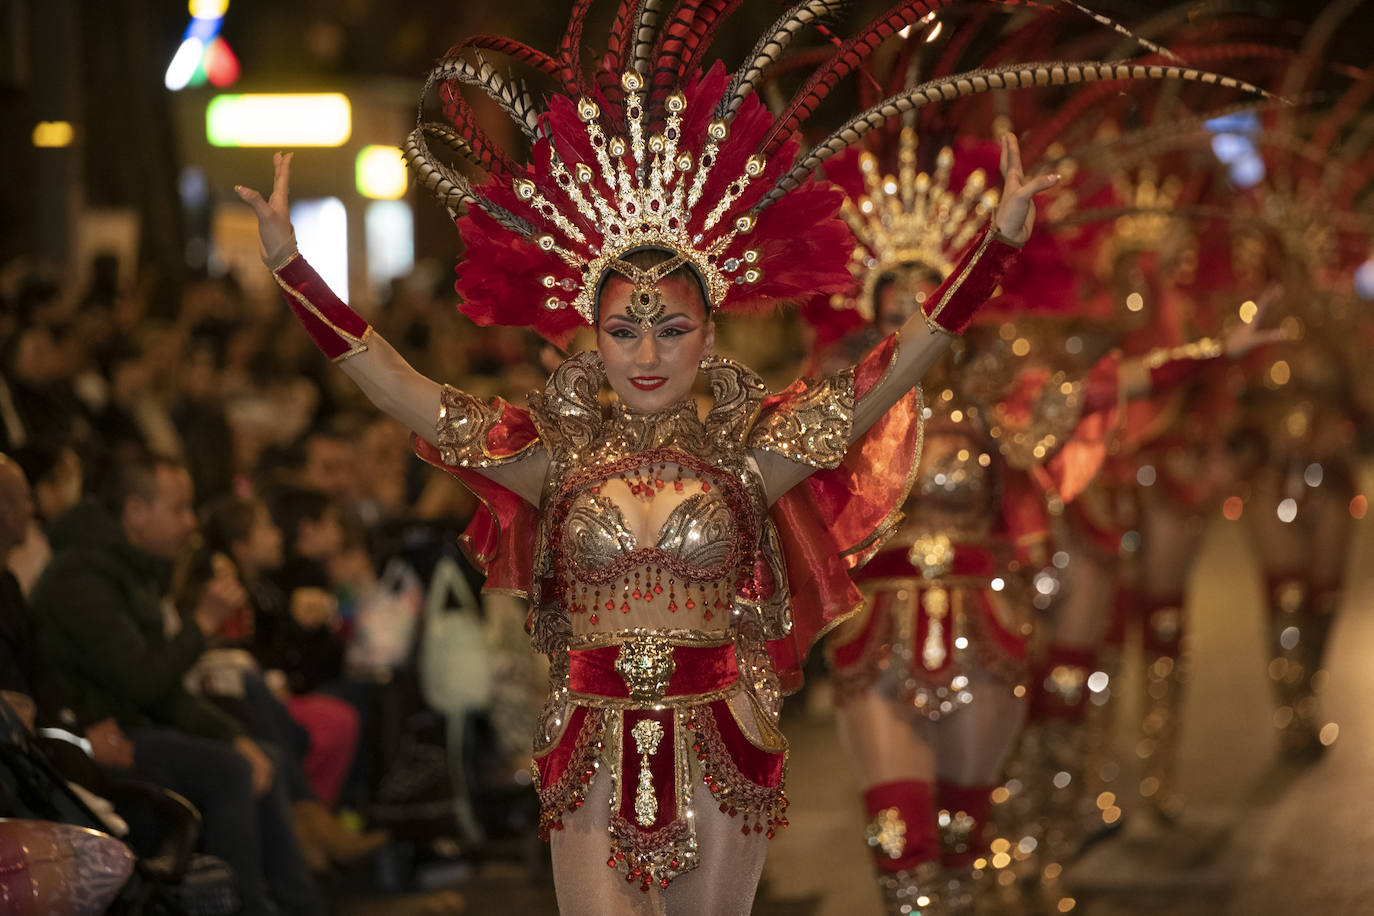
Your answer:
[29,451,324,916]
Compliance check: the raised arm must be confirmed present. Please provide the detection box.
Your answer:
[237,154,547,504]
[754,134,1059,499]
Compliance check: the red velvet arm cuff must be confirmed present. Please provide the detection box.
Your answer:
[922,225,1023,335]
[272,253,371,361]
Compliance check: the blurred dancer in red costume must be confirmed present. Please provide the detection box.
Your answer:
[1227,191,1371,761]
[809,123,1279,912]
[1000,23,1316,847]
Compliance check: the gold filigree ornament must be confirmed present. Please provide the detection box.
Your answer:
[630,718,666,827]
[866,806,908,860]
[607,250,692,329]
[616,637,677,704]
[837,127,999,320]
[908,534,955,671]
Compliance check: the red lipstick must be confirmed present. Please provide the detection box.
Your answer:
[630,376,667,390]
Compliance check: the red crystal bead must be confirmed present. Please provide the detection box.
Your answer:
[670,859,680,870]
[605,600,615,610]
[653,584,662,594]
[590,613,599,624]
[668,601,678,612]
[703,610,713,620]
[766,829,775,839]
[659,878,670,889]
[608,857,617,868]
[701,481,711,492]
[741,824,750,835]
[754,823,763,833]
[620,602,631,613]
[686,599,695,609]
[674,481,684,492]
[719,803,729,813]
[632,589,642,599]
[728,806,737,817]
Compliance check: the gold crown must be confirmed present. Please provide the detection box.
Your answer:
[527,71,767,322]
[1095,163,1184,277]
[838,127,998,319]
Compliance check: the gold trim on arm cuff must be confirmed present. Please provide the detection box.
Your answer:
[262,239,300,272]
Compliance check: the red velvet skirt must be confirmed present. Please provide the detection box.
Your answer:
[831,543,1028,719]
[531,638,788,891]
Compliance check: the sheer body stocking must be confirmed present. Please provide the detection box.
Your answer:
[551,768,768,916]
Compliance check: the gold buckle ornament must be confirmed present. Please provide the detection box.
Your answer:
[616,638,676,703]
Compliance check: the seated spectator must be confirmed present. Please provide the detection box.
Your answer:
[28,450,325,916]
[11,440,83,526]
[201,495,388,863]
[266,487,348,689]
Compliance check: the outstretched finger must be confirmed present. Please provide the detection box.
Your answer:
[1017,172,1061,198]
[235,184,272,218]
[270,151,293,206]
[1001,132,1023,181]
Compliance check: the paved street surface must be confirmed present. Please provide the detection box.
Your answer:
[338,468,1373,914]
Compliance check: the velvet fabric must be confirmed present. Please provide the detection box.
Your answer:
[703,698,785,790]
[534,704,593,798]
[861,780,941,872]
[568,644,739,700]
[857,543,997,582]
[274,257,370,360]
[935,781,995,868]
[1029,645,1098,721]
[618,708,679,834]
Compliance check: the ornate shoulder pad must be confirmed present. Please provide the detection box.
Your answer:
[526,350,606,460]
[992,371,1085,470]
[702,356,769,445]
[435,385,540,468]
[747,369,856,470]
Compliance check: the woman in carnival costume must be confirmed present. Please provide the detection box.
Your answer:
[808,75,1281,914]
[236,1,1271,911]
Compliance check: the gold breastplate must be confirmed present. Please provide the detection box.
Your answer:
[564,486,738,578]
[899,399,998,542]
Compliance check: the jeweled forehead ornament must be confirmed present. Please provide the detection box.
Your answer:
[605,251,691,329]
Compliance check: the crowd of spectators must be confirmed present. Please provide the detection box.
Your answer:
[0,254,551,913]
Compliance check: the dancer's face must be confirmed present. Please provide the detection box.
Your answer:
[874,266,943,335]
[596,273,715,413]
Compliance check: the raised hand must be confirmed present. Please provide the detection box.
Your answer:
[235,151,296,263]
[993,133,1060,246]
[1224,284,1289,358]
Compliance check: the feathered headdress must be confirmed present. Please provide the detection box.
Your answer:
[402,0,1279,344]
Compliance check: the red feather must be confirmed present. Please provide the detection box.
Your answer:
[439,82,520,180]
[599,0,645,102]
[648,0,742,103]
[557,0,598,94]
[451,35,564,79]
[761,0,948,159]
